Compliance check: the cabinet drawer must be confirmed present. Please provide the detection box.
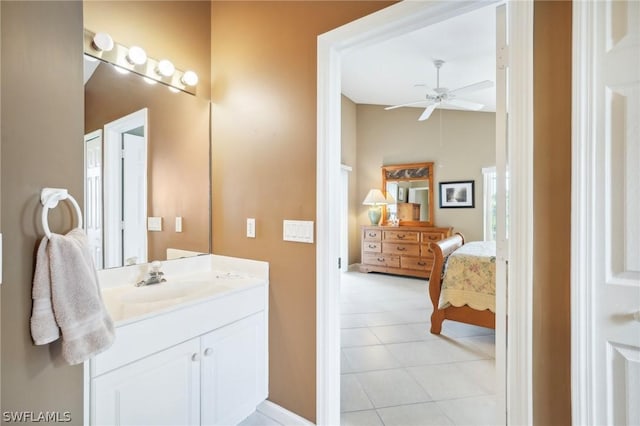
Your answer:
[363,229,382,241]
[363,241,382,253]
[420,245,435,258]
[383,230,420,242]
[382,242,420,257]
[421,231,446,243]
[401,257,433,271]
[362,253,400,268]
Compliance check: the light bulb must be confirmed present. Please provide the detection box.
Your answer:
[181,70,198,86]
[156,59,175,77]
[92,32,114,52]
[126,46,147,66]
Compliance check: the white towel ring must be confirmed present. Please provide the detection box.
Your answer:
[40,188,83,238]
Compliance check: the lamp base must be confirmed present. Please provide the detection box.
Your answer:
[368,206,382,226]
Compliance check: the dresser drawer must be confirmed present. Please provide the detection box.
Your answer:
[382,242,420,257]
[420,245,435,258]
[421,231,447,243]
[363,229,382,241]
[401,257,433,271]
[383,230,420,243]
[362,253,400,268]
[363,241,382,253]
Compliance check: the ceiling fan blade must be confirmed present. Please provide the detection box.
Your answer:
[385,99,432,110]
[443,98,484,111]
[418,103,438,121]
[449,80,494,96]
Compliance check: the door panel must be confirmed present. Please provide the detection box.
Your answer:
[591,1,640,424]
[122,133,147,265]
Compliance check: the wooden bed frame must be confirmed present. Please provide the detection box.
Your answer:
[428,233,496,334]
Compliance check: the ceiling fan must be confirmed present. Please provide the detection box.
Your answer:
[385,59,494,121]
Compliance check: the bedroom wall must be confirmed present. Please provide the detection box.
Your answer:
[355,105,496,252]
[341,95,360,265]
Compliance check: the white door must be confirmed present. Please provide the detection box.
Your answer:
[122,133,147,265]
[573,1,640,425]
[84,130,103,269]
[92,339,201,425]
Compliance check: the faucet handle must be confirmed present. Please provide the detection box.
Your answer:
[150,260,163,273]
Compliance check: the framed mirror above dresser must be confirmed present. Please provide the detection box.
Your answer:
[381,162,434,226]
[360,162,452,279]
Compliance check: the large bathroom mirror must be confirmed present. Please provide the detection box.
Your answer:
[84,58,211,269]
[382,162,434,227]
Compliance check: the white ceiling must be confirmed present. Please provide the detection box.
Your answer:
[341,4,497,113]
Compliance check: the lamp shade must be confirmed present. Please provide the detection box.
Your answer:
[362,189,387,205]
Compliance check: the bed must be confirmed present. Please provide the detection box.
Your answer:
[427,233,496,334]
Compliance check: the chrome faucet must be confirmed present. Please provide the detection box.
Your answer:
[136,261,167,287]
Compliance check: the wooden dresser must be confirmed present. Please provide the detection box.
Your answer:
[359,225,453,279]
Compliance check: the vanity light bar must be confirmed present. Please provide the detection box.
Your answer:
[83,29,197,96]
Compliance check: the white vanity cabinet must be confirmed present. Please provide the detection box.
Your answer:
[200,313,266,425]
[88,272,268,426]
[92,339,201,425]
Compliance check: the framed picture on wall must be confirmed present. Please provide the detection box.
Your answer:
[439,180,475,208]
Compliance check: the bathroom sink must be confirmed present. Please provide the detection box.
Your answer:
[102,278,237,322]
[122,280,212,304]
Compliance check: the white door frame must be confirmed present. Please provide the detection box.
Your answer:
[316,1,534,425]
[103,108,148,268]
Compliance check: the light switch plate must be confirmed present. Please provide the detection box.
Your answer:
[247,218,256,238]
[283,220,314,243]
[175,217,183,233]
[148,217,162,231]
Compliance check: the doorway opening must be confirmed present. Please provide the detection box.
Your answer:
[317,1,534,425]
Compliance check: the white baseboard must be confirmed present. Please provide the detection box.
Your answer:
[257,400,315,426]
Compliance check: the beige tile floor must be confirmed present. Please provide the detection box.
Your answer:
[340,271,496,426]
[241,270,496,426]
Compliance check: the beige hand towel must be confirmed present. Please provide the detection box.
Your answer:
[31,228,115,365]
[30,237,61,345]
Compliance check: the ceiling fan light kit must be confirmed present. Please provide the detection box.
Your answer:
[385,59,494,121]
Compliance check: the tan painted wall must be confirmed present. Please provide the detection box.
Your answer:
[1,1,85,421]
[341,95,360,265]
[355,105,495,247]
[210,2,394,421]
[533,0,572,424]
[85,63,210,262]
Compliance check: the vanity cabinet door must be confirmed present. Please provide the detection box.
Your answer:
[92,339,201,426]
[200,312,267,426]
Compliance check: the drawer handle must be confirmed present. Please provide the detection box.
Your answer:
[428,235,438,240]
[418,261,426,266]
[368,232,377,237]
[396,247,406,251]
[397,234,406,239]
[204,347,213,357]
[368,244,377,249]
[377,257,385,262]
